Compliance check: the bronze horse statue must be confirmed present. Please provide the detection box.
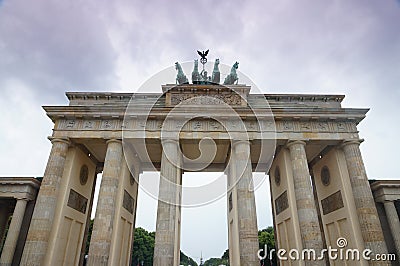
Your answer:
[175,62,189,85]
[223,62,239,85]
[211,59,220,84]
[192,59,201,84]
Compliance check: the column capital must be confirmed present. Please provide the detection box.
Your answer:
[340,139,364,148]
[48,137,70,146]
[232,139,251,148]
[161,138,180,146]
[383,199,395,204]
[105,138,122,145]
[286,139,307,148]
[14,197,29,202]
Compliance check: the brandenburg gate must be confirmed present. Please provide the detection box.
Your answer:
[16,58,391,266]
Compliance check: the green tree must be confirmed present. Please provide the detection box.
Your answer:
[85,219,94,255]
[130,227,197,266]
[221,249,229,260]
[203,250,229,266]
[258,226,275,250]
[84,223,219,266]
[203,257,228,266]
[180,251,198,266]
[258,226,276,265]
[219,227,276,265]
[131,227,155,266]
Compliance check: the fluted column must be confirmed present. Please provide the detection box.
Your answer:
[383,201,400,257]
[287,140,324,263]
[0,199,28,266]
[232,140,259,265]
[341,140,388,258]
[21,137,70,265]
[154,139,182,266]
[88,139,123,266]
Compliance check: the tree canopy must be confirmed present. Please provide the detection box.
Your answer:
[85,222,197,266]
[202,226,276,266]
[85,220,276,266]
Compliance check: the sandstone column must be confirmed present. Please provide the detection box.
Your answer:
[153,139,182,266]
[287,140,324,261]
[341,140,388,258]
[383,200,400,257]
[232,140,259,265]
[87,139,123,266]
[21,137,70,265]
[0,199,28,266]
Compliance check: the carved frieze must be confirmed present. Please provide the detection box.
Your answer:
[321,190,344,215]
[83,120,95,129]
[170,93,243,106]
[336,122,346,132]
[275,120,354,133]
[299,122,312,131]
[123,189,135,214]
[275,190,289,215]
[101,120,115,129]
[282,121,294,131]
[67,189,88,214]
[56,118,356,134]
[66,120,76,128]
[314,122,329,132]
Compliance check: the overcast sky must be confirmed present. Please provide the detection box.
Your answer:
[1,0,399,262]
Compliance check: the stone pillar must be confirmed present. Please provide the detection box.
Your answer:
[0,199,28,266]
[87,139,123,266]
[341,140,388,257]
[383,201,400,257]
[232,140,260,265]
[153,139,182,266]
[21,137,70,265]
[287,140,324,259]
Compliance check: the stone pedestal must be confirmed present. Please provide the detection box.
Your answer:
[87,139,123,266]
[231,140,260,265]
[287,140,324,262]
[153,140,182,266]
[0,199,28,266]
[383,201,400,258]
[21,138,70,265]
[341,140,388,259]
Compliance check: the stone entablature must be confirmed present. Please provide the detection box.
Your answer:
[65,89,345,109]
[370,180,400,261]
[54,118,357,134]
[46,87,366,143]
[371,180,400,202]
[0,177,41,265]
[0,177,41,200]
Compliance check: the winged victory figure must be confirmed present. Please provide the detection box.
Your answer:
[197,49,209,60]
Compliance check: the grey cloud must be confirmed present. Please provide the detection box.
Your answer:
[1,0,400,262]
[0,0,118,102]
